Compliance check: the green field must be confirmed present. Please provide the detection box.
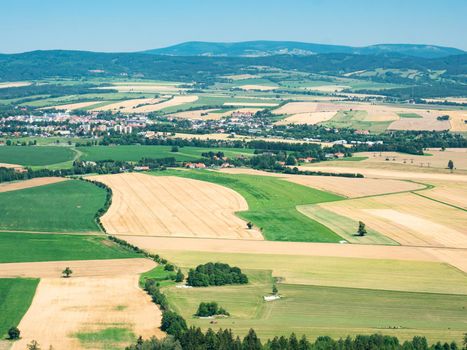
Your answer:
[398,113,423,119]
[0,278,39,337]
[321,110,392,133]
[160,250,467,295]
[74,327,136,350]
[0,180,105,232]
[297,205,398,245]
[0,232,138,263]
[164,268,467,342]
[79,145,254,162]
[155,170,343,242]
[0,146,75,166]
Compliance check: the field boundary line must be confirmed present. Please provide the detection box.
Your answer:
[411,192,467,212]
[0,229,102,235]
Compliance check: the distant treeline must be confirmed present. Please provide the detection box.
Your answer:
[0,50,466,96]
[126,328,464,350]
[0,83,116,100]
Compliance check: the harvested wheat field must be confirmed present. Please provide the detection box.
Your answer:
[299,165,467,182]
[303,85,349,92]
[273,102,319,114]
[353,149,467,170]
[420,180,467,209]
[388,112,450,131]
[223,74,258,80]
[172,108,262,120]
[89,173,263,240]
[217,168,424,197]
[224,102,278,107]
[102,84,182,93]
[48,101,106,111]
[92,98,162,113]
[317,192,467,248]
[171,108,222,120]
[0,177,68,193]
[0,258,154,278]
[0,82,31,89]
[446,110,467,132]
[119,235,437,262]
[0,162,22,169]
[238,84,278,91]
[132,95,198,113]
[275,111,337,125]
[11,273,162,349]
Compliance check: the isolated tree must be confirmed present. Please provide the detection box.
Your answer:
[448,160,454,172]
[247,222,253,229]
[7,326,20,340]
[357,221,367,237]
[62,267,73,278]
[272,284,278,295]
[175,269,185,283]
[27,340,41,350]
[171,146,179,152]
[285,155,297,166]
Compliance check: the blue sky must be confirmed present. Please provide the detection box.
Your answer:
[1,0,466,53]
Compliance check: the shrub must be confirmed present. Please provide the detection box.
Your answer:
[187,262,248,287]
[195,302,230,317]
[8,326,20,340]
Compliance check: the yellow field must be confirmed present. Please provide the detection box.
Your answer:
[89,173,263,240]
[45,101,106,111]
[0,82,31,89]
[132,95,198,113]
[0,177,68,193]
[238,84,278,91]
[420,180,467,209]
[171,108,262,120]
[218,168,424,197]
[92,98,162,113]
[275,111,337,125]
[317,192,467,248]
[10,258,162,350]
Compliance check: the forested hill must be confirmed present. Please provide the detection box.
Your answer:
[143,40,465,58]
[0,50,466,84]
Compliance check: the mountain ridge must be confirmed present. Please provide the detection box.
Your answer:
[143,40,465,58]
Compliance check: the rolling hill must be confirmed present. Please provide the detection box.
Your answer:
[143,41,465,58]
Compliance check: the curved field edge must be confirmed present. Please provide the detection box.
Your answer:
[150,170,344,243]
[0,146,76,167]
[0,180,106,233]
[0,278,39,337]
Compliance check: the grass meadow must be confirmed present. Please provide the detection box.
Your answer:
[0,180,106,232]
[163,267,467,342]
[0,146,75,166]
[156,170,344,242]
[0,232,138,263]
[0,278,39,337]
[79,145,255,162]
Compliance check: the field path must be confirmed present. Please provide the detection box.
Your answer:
[119,236,467,273]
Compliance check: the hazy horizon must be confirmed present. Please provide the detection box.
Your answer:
[1,0,466,54]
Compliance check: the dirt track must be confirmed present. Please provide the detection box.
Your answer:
[0,177,68,193]
[118,236,467,273]
[89,173,263,240]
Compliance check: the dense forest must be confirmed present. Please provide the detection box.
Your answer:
[0,50,466,97]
